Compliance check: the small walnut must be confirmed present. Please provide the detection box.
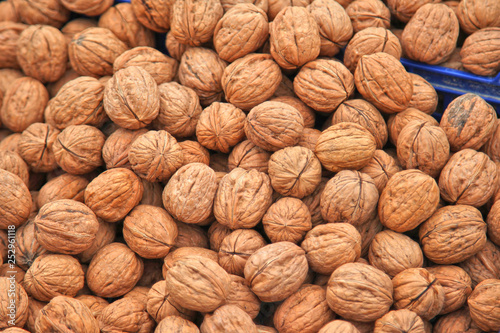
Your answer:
[102,128,147,170]
[461,28,500,76]
[387,0,441,23]
[354,52,413,113]
[346,0,391,33]
[426,265,472,315]
[75,295,109,318]
[174,222,209,249]
[218,229,266,276]
[78,219,116,264]
[156,316,199,333]
[201,304,258,333]
[11,0,69,28]
[487,200,500,246]
[228,140,271,173]
[457,0,500,34]
[179,141,210,166]
[0,169,32,229]
[98,298,155,333]
[14,218,49,270]
[262,197,312,243]
[379,169,439,232]
[0,277,29,329]
[84,168,144,222]
[0,22,26,69]
[147,280,195,322]
[408,74,438,114]
[387,108,439,144]
[467,279,500,332]
[0,151,29,186]
[433,307,482,333]
[225,275,261,319]
[69,27,128,78]
[458,241,500,287]
[165,31,190,62]
[18,123,59,173]
[294,58,354,113]
[374,309,426,333]
[298,128,321,151]
[360,150,402,193]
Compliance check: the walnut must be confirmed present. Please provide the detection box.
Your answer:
[344,27,401,73]
[487,200,500,246]
[178,141,209,167]
[457,0,500,34]
[228,140,271,173]
[433,307,482,333]
[102,128,148,170]
[84,168,144,222]
[220,0,268,12]
[218,229,266,276]
[165,31,190,62]
[46,69,80,98]
[408,74,438,114]
[378,169,439,232]
[0,277,28,328]
[131,0,173,33]
[225,275,261,319]
[402,4,459,65]
[262,197,312,243]
[62,0,113,16]
[272,73,295,98]
[78,219,116,264]
[271,97,315,129]
[326,262,393,322]
[485,120,500,164]
[98,298,155,333]
[178,47,227,106]
[458,241,500,287]
[1,77,48,133]
[0,151,29,186]
[146,280,195,323]
[387,108,438,145]
[11,0,69,28]
[294,58,354,113]
[75,295,109,318]
[69,27,128,78]
[319,320,360,333]
[354,52,413,113]
[301,177,326,227]
[346,0,391,33]
[23,254,84,301]
[174,221,209,249]
[387,0,441,23]
[165,255,231,312]
[61,19,98,46]
[244,242,308,302]
[163,247,217,277]
[201,304,257,332]
[0,22,26,69]
[14,218,49,270]
[156,316,199,333]
[270,7,320,70]
[268,0,311,20]
[0,1,20,23]
[461,28,500,76]
[207,222,231,252]
[298,128,321,151]
[374,309,426,333]
[122,286,150,306]
[0,169,32,228]
[0,133,21,153]
[360,150,402,193]
[426,265,472,315]
[467,279,500,332]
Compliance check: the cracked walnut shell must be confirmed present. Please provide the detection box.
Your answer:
[0,169,32,229]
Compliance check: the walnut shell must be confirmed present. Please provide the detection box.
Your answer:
[271,96,315,129]
[208,222,231,252]
[272,73,295,98]
[147,280,195,323]
[360,150,402,193]
[467,279,500,332]
[374,309,426,333]
[433,307,482,333]
[17,123,59,172]
[319,320,360,333]
[387,108,439,145]
[61,19,98,45]
[346,0,391,33]
[0,150,29,186]
[457,0,500,34]
[440,93,497,151]
[14,217,49,270]
[218,229,267,276]
[378,169,439,232]
[34,199,99,254]
[354,52,413,113]
[98,298,155,333]
[60,0,113,16]
[270,7,321,70]
[267,0,311,20]
[75,295,109,318]
[0,22,26,69]
[228,140,271,173]
[177,142,208,167]
[24,254,84,301]
[0,169,32,229]
[244,241,308,302]
[165,30,190,62]
[294,58,354,113]
[11,0,69,28]
[201,304,257,333]
[122,286,150,306]
[35,296,98,332]
[0,1,20,23]
[37,174,86,209]
[0,277,29,328]
[69,27,128,78]
[165,255,231,312]
[408,74,438,115]
[485,119,500,164]
[262,197,312,243]
[131,0,173,33]
[326,262,393,322]
[174,221,209,249]
[226,275,261,319]
[1,77,48,133]
[297,128,321,152]
[426,265,472,314]
[46,68,81,98]
[461,27,500,76]
[220,0,268,12]
[84,168,144,222]
[487,200,500,246]
[387,0,441,23]
[78,219,116,264]
[163,247,218,277]
[102,128,148,170]
[458,240,500,287]
[402,4,459,65]
[156,316,200,333]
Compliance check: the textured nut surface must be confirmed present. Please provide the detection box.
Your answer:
[346,0,391,33]
[374,309,426,333]
[360,150,402,193]
[78,219,116,264]
[228,140,271,173]
[461,28,500,76]
[467,279,500,332]
[75,295,109,318]
[408,74,438,114]
[163,247,218,277]
[458,241,500,287]
[457,0,500,34]
[14,218,50,270]
[319,320,360,333]
[18,123,60,173]
[225,275,261,319]
[98,297,155,333]
[433,306,482,333]
[0,169,32,229]
[0,22,26,70]
[426,265,472,314]
[0,151,29,186]
[218,229,266,276]
[179,141,210,167]
[102,128,148,170]
[131,0,173,33]
[487,200,500,246]
[201,304,258,333]
[387,0,440,22]
[156,316,199,333]
[0,277,28,328]
[271,96,316,129]
[146,280,195,323]
[61,0,113,16]
[387,108,439,145]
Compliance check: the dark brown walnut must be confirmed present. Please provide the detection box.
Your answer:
[98,298,155,333]
[397,120,450,178]
[387,108,439,145]
[344,27,402,73]
[360,150,402,193]
[419,205,487,264]
[87,243,143,298]
[147,280,195,323]
[433,307,482,333]
[488,200,500,246]
[214,168,273,229]
[11,0,69,28]
[178,47,227,106]
[46,68,81,98]
[131,0,173,33]
[163,163,217,224]
[14,217,49,270]
[346,0,391,33]
[17,25,67,83]
[222,54,281,110]
[75,295,109,318]
[69,27,128,78]
[1,77,48,133]
[163,247,217,277]
[331,99,388,149]
[166,255,231,312]
[52,125,105,175]
[408,74,438,114]
[214,4,269,62]
[0,1,19,23]
[309,0,353,57]
[354,52,413,113]
[37,173,88,208]
[298,128,321,151]
[294,58,354,113]
[402,4,459,65]
[24,254,84,301]
[156,316,200,333]
[468,279,500,332]
[35,296,99,332]
[78,219,116,263]
[0,151,29,186]
[114,47,178,85]
[228,140,270,173]
[0,278,28,328]
[387,0,441,23]
[440,93,497,151]
[128,130,183,182]
[0,169,32,229]
[84,168,144,222]
[379,169,439,232]
[60,0,113,16]
[165,31,190,62]
[426,265,472,314]
[98,3,154,48]
[45,76,107,130]
[102,128,147,170]
[457,0,500,34]
[374,309,425,333]
[439,149,497,207]
[244,242,308,302]
[18,123,60,172]
[0,22,26,69]
[61,19,97,45]
[226,275,261,319]
[459,241,500,287]
[170,0,223,46]
[461,27,500,76]
[321,170,379,226]
[174,221,209,249]
[34,199,99,254]
[271,96,315,129]
[326,262,392,322]
[179,141,210,166]
[104,66,160,130]
[201,304,257,333]
[392,268,444,321]
[218,229,266,276]
[270,6,321,70]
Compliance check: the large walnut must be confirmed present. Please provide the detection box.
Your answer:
[228,140,271,173]
[60,0,113,16]
[269,7,320,70]
[378,169,439,232]
[98,298,155,333]
[201,304,258,333]
[326,263,393,322]
[163,247,217,277]
[457,0,500,34]
[458,241,500,287]
[408,74,438,114]
[460,27,500,76]
[102,128,147,170]
[0,277,29,329]
[354,52,413,113]
[0,169,32,229]
[374,309,426,333]
[262,197,312,243]
[11,0,70,28]
[467,279,500,332]
[345,0,391,33]
[387,108,439,145]
[402,4,459,65]
[433,307,482,333]
[360,150,402,193]
[0,22,26,69]
[426,265,472,314]
[69,27,128,78]
[419,205,487,264]
[294,59,354,113]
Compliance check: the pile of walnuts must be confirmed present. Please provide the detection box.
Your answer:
[0,0,500,332]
